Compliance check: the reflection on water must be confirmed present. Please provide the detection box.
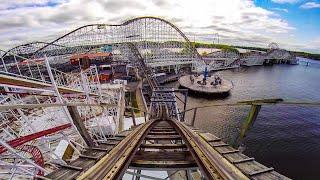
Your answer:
[172,62,320,179]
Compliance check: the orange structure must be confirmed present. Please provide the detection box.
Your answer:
[70,52,112,65]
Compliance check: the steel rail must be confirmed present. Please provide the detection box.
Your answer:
[171,119,249,180]
[77,117,250,179]
[77,119,157,180]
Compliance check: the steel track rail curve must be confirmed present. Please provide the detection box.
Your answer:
[76,119,157,180]
[171,120,249,180]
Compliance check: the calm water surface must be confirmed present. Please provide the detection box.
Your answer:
[173,59,320,179]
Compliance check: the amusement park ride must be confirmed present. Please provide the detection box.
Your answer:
[0,17,297,179]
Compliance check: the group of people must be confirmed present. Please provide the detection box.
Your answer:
[211,76,222,86]
[190,75,207,85]
[189,74,222,87]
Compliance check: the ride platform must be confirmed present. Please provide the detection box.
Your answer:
[179,74,233,95]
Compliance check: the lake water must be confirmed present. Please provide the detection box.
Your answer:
[172,58,320,179]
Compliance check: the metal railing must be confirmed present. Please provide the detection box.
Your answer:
[178,98,320,147]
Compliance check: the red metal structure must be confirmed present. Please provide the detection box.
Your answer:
[0,123,71,154]
[16,145,45,176]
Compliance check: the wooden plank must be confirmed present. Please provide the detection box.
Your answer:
[0,74,51,89]
[69,158,96,168]
[47,158,96,179]
[133,151,193,161]
[251,171,291,180]
[150,100,177,103]
[212,143,229,148]
[233,158,255,164]
[150,129,177,132]
[208,141,227,147]
[140,144,187,149]
[249,167,274,176]
[98,141,119,146]
[223,152,251,163]
[145,135,182,140]
[214,146,237,154]
[58,164,83,171]
[148,132,178,135]
[96,144,115,151]
[51,168,81,180]
[117,130,132,137]
[85,147,109,152]
[45,168,78,179]
[152,126,174,128]
[115,134,127,138]
[131,150,197,170]
[192,129,206,133]
[79,154,99,160]
[153,125,172,128]
[106,137,124,141]
[60,171,82,179]
[198,132,221,142]
[221,150,240,155]
[152,127,175,130]
[81,150,105,158]
[130,160,197,169]
[235,161,271,176]
[0,74,87,94]
[152,128,175,130]
[45,131,129,179]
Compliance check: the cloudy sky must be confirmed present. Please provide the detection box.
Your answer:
[0,0,319,53]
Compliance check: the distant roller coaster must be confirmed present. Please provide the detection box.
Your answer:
[2,17,204,72]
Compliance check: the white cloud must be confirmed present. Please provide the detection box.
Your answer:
[309,37,320,47]
[271,0,300,4]
[0,0,66,10]
[0,0,317,53]
[300,2,320,9]
[271,7,289,12]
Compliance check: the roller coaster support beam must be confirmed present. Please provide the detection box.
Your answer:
[234,104,261,147]
[233,99,283,147]
[67,106,95,147]
[130,107,137,126]
[44,55,88,146]
[182,90,188,121]
[191,107,198,126]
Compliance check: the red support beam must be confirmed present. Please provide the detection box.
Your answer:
[0,123,71,154]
